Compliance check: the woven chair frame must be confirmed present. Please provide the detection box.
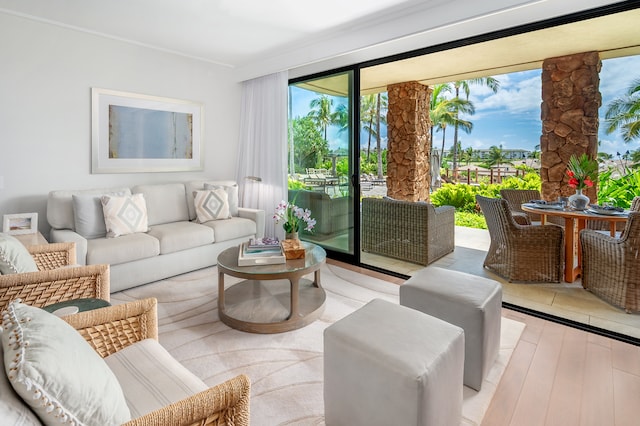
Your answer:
[476,195,564,283]
[28,242,77,271]
[361,197,455,265]
[580,211,640,313]
[64,298,251,426]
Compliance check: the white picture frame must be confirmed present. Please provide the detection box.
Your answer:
[91,87,204,173]
[3,213,38,235]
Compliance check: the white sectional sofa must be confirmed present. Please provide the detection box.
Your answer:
[46,180,265,292]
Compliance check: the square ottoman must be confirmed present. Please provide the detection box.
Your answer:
[324,298,465,426]
[400,266,502,391]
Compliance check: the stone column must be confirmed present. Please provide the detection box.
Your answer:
[540,51,601,201]
[386,81,431,201]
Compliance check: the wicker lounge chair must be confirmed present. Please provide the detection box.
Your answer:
[62,298,251,426]
[580,211,640,313]
[0,242,110,310]
[361,197,455,265]
[476,195,564,282]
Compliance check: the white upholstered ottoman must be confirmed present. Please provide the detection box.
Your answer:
[400,266,502,391]
[324,298,465,426]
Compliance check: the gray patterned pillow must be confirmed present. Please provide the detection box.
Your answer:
[204,183,239,216]
[193,189,230,222]
[101,194,149,238]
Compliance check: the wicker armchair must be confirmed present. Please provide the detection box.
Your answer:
[580,211,640,313]
[63,298,251,426]
[499,189,542,225]
[476,195,564,282]
[0,242,110,310]
[361,197,455,265]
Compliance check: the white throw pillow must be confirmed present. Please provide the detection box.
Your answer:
[0,233,38,275]
[0,343,41,425]
[72,192,125,239]
[193,189,230,222]
[204,183,239,216]
[101,193,149,238]
[1,301,131,425]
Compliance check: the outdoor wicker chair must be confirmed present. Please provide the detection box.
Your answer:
[0,242,110,310]
[62,297,251,426]
[580,211,640,313]
[499,189,542,225]
[476,195,564,282]
[361,197,455,265]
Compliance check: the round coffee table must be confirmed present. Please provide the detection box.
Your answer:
[217,242,326,333]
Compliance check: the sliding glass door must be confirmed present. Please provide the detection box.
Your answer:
[288,70,356,261]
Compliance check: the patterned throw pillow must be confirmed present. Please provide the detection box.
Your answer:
[101,193,149,238]
[204,183,239,217]
[1,301,131,425]
[193,189,230,223]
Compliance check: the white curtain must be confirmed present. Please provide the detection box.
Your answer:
[236,71,289,238]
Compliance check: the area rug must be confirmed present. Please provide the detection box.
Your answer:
[111,263,525,426]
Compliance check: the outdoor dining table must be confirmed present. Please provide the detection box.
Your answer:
[521,203,629,283]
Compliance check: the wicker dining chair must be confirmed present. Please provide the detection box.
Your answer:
[0,242,110,310]
[62,298,251,426]
[580,211,640,313]
[476,195,564,282]
[499,189,542,225]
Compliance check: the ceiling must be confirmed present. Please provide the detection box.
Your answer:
[0,0,637,88]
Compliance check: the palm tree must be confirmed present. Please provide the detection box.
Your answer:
[487,145,511,169]
[604,77,640,143]
[430,84,474,167]
[451,77,500,172]
[308,95,337,143]
[374,93,388,178]
[360,95,377,161]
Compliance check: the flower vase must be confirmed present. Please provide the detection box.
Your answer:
[285,231,299,240]
[569,189,590,210]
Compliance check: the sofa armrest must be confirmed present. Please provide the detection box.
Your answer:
[50,229,88,265]
[238,207,265,238]
[64,297,158,358]
[123,374,251,426]
[0,264,110,311]
[28,242,76,270]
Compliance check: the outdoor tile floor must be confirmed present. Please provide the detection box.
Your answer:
[361,226,640,340]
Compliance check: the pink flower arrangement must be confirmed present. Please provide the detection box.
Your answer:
[274,200,316,233]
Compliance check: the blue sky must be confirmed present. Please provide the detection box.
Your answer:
[290,55,640,156]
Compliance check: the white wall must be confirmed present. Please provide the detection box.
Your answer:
[0,13,241,238]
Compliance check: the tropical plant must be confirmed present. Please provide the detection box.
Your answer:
[597,168,640,208]
[290,116,328,172]
[274,198,316,233]
[308,95,338,143]
[566,153,598,190]
[430,183,478,212]
[485,145,512,169]
[604,77,640,143]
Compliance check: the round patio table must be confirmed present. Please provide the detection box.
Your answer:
[521,203,628,283]
[217,242,326,333]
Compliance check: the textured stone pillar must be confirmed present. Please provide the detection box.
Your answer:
[386,81,431,201]
[540,51,601,201]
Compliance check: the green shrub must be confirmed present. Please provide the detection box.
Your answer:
[288,177,311,191]
[455,211,487,229]
[597,168,640,208]
[430,183,478,212]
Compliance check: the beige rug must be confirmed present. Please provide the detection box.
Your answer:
[111,263,525,426]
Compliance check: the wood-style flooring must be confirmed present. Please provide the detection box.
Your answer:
[328,259,640,426]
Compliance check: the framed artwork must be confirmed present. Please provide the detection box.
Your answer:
[91,88,204,173]
[3,213,38,235]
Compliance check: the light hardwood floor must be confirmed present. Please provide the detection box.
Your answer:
[328,259,640,426]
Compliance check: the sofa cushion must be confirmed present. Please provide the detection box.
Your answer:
[185,180,238,220]
[104,338,207,419]
[0,343,41,425]
[47,187,131,231]
[102,193,149,238]
[201,217,257,242]
[1,301,130,425]
[0,233,38,275]
[87,233,160,266]
[194,188,230,222]
[146,222,214,255]
[72,191,125,239]
[132,183,189,226]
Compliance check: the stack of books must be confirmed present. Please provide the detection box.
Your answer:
[238,237,285,266]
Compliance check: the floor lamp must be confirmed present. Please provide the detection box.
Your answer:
[242,176,262,208]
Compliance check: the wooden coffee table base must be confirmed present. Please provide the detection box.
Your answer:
[218,276,326,334]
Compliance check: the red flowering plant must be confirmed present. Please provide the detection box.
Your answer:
[566,153,598,190]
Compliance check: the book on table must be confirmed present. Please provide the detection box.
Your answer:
[238,242,285,266]
[246,237,280,252]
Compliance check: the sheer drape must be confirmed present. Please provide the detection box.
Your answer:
[236,71,288,238]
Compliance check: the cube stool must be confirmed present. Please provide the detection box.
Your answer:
[400,266,502,391]
[324,298,465,426]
